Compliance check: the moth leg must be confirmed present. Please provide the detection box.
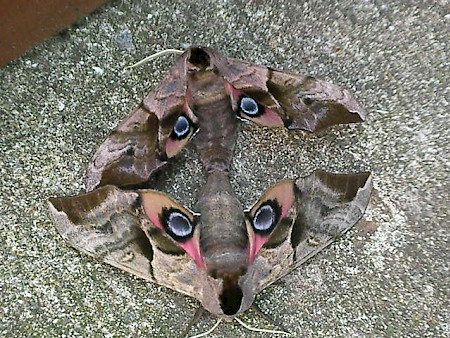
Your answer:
[251,303,291,334]
[180,306,206,338]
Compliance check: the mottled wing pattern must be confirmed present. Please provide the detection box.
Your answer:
[49,185,207,300]
[85,53,191,191]
[291,170,372,265]
[267,71,366,132]
[86,110,165,191]
[215,52,365,132]
[48,186,156,282]
[255,170,372,292]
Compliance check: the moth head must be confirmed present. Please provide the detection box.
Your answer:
[200,271,253,318]
[206,257,249,317]
[187,47,215,72]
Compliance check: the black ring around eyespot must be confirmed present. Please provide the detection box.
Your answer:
[251,200,282,235]
[170,115,192,140]
[238,96,263,118]
[160,207,195,242]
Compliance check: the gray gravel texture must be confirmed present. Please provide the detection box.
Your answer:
[1,1,448,337]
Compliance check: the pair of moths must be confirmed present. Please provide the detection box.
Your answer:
[49,47,372,334]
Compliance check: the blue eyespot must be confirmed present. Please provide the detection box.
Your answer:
[253,204,275,231]
[167,211,193,237]
[173,115,190,139]
[240,97,259,116]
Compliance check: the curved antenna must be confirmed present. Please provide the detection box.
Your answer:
[188,319,222,338]
[124,49,184,70]
[234,317,291,336]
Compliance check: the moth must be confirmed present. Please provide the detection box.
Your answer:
[49,47,372,335]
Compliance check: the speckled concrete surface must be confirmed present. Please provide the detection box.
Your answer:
[1,1,448,337]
